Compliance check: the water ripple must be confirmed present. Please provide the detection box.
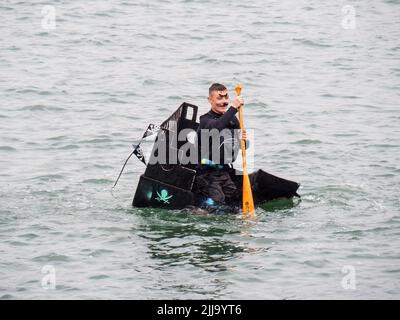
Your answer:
[0,0,398,300]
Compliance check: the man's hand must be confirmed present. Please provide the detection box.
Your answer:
[232,95,244,109]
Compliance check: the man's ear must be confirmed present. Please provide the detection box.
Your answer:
[208,96,211,104]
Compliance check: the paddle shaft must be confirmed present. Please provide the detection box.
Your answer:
[239,108,248,176]
[235,85,255,216]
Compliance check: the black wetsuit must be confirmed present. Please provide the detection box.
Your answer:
[195,107,243,204]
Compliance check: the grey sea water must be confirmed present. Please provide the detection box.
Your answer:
[0,0,399,299]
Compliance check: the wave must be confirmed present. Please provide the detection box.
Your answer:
[82,178,113,184]
[33,253,70,263]
[57,144,79,150]
[0,146,16,151]
[292,38,332,48]
[32,174,64,181]
[20,105,65,112]
[79,138,112,144]
[47,135,68,141]
[291,139,322,145]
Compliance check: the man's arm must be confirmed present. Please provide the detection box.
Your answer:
[200,106,238,130]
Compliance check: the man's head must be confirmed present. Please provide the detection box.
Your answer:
[208,83,229,114]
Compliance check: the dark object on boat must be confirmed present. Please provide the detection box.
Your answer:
[132,103,300,213]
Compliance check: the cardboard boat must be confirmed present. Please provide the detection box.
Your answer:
[132,103,300,213]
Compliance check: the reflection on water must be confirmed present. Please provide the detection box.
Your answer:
[134,209,247,272]
[259,197,301,212]
[132,209,260,297]
[131,209,273,298]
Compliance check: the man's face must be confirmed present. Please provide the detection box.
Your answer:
[208,89,229,114]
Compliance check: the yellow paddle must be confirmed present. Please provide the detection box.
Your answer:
[235,84,255,217]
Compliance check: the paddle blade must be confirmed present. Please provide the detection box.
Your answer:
[242,174,255,216]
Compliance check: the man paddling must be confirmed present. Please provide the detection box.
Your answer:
[195,83,248,206]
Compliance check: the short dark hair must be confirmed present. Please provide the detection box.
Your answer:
[209,83,227,96]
